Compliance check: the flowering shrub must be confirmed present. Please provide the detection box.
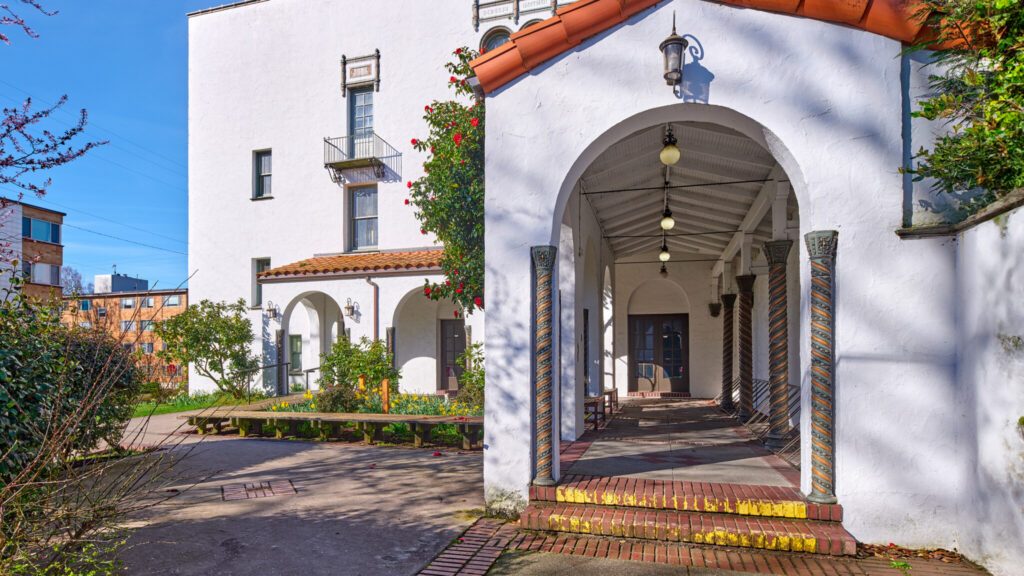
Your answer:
[909,1,1024,213]
[408,47,484,315]
[455,343,484,413]
[318,337,399,413]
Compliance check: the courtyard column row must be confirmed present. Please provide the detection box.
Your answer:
[764,240,793,449]
[531,245,557,487]
[720,293,737,411]
[736,274,756,420]
[806,230,839,504]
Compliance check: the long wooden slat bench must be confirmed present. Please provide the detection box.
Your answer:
[179,409,484,449]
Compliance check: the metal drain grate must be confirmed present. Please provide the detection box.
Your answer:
[222,480,296,501]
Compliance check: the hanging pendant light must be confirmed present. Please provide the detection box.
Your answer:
[660,126,681,166]
[658,240,671,262]
[660,206,675,231]
[659,263,669,278]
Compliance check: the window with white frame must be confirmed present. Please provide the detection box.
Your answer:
[141,297,155,308]
[24,263,61,286]
[80,299,91,311]
[97,307,107,318]
[140,342,154,354]
[21,217,60,244]
[121,297,134,309]
[140,320,155,332]
[120,320,136,332]
[122,343,133,353]
[163,294,181,307]
[254,150,272,199]
[350,186,378,250]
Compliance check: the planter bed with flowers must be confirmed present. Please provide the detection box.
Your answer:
[180,408,483,449]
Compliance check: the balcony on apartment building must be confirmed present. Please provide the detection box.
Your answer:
[323,131,401,186]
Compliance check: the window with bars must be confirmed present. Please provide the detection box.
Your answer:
[254,150,272,198]
[350,186,378,250]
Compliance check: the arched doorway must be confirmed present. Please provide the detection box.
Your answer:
[625,278,691,395]
[280,291,345,393]
[391,288,465,395]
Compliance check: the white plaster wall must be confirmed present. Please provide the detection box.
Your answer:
[394,290,439,394]
[483,0,962,545]
[188,0,492,392]
[0,203,22,294]
[954,208,1024,576]
[614,262,717,398]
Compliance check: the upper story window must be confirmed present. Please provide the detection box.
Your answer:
[121,297,134,309]
[163,294,181,307]
[141,320,155,332]
[22,262,60,286]
[481,27,511,53]
[350,186,378,251]
[22,217,60,244]
[254,150,272,199]
[120,320,136,332]
[97,307,107,318]
[349,87,373,137]
[141,297,155,308]
[80,299,91,311]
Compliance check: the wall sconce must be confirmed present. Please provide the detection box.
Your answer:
[265,300,279,320]
[343,298,356,318]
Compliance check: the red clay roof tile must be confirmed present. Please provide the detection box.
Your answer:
[470,0,935,94]
[258,249,443,280]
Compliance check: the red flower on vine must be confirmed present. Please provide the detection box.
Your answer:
[470,118,479,127]
[411,138,419,145]
[474,296,483,308]
[404,198,410,205]
[454,48,463,55]
[453,133,463,146]
[425,105,433,113]
[449,75,458,84]
[421,228,427,235]
[424,286,432,297]
[407,181,413,188]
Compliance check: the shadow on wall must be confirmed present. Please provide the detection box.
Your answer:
[679,34,714,104]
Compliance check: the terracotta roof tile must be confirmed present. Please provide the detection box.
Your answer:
[470,0,936,94]
[259,249,443,280]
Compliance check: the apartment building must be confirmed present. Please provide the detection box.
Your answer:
[62,282,189,387]
[0,198,64,301]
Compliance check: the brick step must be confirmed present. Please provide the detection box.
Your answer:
[531,475,842,521]
[520,502,857,556]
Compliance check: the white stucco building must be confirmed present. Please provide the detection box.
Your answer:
[188,1,1023,574]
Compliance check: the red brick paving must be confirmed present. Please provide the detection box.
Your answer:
[416,518,515,576]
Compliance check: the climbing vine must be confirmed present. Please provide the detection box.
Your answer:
[408,47,484,315]
[909,0,1024,213]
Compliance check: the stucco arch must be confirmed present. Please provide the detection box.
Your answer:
[626,277,691,315]
[280,291,345,389]
[549,103,808,247]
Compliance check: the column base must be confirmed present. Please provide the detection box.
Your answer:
[807,492,838,505]
[764,432,788,451]
[532,475,556,487]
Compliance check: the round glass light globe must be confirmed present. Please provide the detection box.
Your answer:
[660,215,675,230]
[659,144,681,166]
[659,249,671,262]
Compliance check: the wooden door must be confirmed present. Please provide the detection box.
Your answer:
[628,314,689,394]
[439,319,467,391]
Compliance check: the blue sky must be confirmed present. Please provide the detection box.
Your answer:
[4,0,214,290]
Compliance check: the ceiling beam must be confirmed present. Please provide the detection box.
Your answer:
[712,165,784,279]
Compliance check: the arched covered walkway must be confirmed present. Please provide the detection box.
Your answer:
[280,291,345,393]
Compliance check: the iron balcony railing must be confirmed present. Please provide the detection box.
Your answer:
[323,131,401,183]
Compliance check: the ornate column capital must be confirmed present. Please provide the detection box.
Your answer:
[735,274,756,293]
[805,230,838,260]
[764,240,793,266]
[721,293,737,308]
[531,245,557,273]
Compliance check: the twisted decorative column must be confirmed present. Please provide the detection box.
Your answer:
[806,231,838,504]
[735,275,756,421]
[531,245,557,486]
[720,294,737,411]
[764,240,793,450]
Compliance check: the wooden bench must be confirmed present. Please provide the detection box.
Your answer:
[180,409,484,449]
[602,388,619,415]
[583,396,606,430]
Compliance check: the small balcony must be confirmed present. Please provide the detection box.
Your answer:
[323,132,401,185]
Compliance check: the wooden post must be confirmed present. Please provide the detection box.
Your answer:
[381,378,390,414]
[414,424,433,448]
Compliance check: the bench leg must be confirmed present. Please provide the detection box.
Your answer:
[460,425,482,450]
[288,420,299,438]
[194,418,208,435]
[213,420,223,433]
[362,423,375,444]
[414,424,433,448]
[237,419,251,437]
[273,419,284,439]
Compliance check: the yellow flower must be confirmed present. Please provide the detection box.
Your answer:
[310,404,316,410]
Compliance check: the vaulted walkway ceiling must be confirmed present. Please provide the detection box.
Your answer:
[578,122,794,260]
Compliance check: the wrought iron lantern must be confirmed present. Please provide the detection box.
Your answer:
[265,300,279,320]
[344,298,356,318]
[659,13,688,87]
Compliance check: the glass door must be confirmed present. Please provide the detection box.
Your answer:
[628,314,689,394]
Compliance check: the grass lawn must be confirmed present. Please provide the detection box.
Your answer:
[132,392,252,418]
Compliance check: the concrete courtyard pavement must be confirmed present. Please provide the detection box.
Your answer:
[119,413,483,576]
